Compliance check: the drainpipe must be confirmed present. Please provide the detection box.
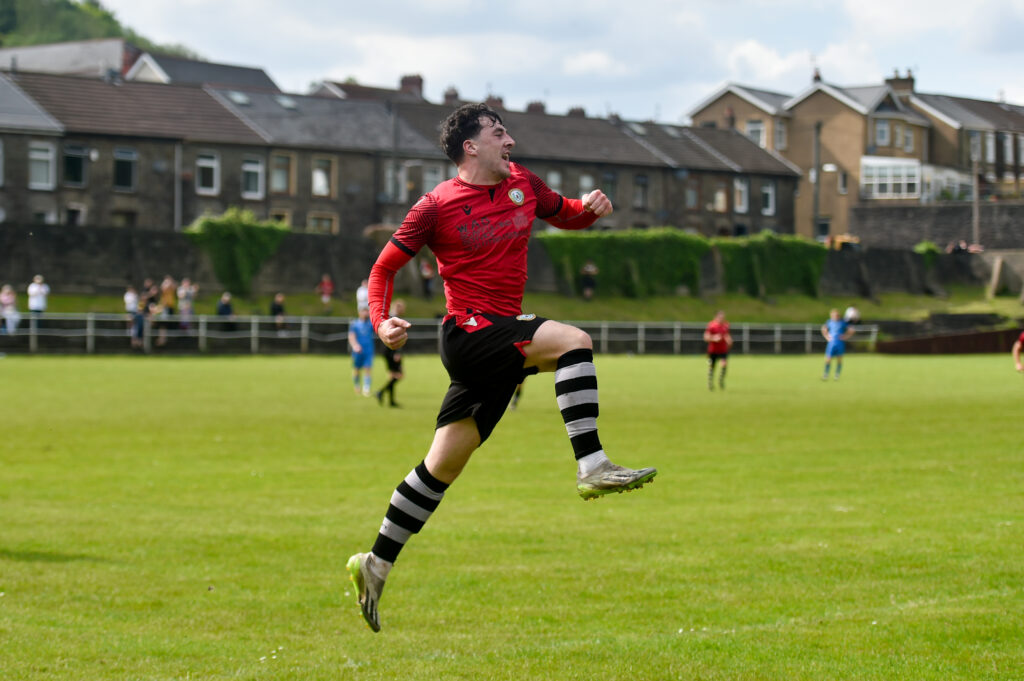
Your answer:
[174,142,183,231]
[812,121,822,239]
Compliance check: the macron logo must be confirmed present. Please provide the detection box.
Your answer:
[463,316,477,327]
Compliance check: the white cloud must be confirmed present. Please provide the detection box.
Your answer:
[561,50,629,77]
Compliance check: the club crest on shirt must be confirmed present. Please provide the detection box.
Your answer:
[516,313,536,321]
[508,188,525,205]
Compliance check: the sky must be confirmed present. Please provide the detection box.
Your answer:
[99,0,1024,122]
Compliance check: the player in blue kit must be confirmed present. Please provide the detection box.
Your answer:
[348,306,376,396]
[821,308,855,380]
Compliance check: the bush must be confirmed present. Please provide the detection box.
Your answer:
[535,228,826,298]
[185,207,290,296]
[535,228,710,297]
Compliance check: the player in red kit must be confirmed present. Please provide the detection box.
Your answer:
[346,103,657,632]
[704,310,733,390]
[1012,329,1023,373]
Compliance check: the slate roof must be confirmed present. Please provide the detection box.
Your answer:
[6,71,266,145]
[687,83,793,118]
[641,124,800,176]
[912,93,1024,133]
[393,101,669,167]
[0,72,63,134]
[142,53,279,91]
[207,88,444,156]
[317,80,426,103]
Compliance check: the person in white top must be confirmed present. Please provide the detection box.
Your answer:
[356,278,369,312]
[27,275,50,315]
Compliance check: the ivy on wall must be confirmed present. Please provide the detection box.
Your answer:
[535,228,826,298]
[184,207,290,297]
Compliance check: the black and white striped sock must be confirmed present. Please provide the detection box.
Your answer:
[555,348,610,475]
[371,461,448,564]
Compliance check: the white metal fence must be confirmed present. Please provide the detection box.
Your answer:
[0,313,879,356]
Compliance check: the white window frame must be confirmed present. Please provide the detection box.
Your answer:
[241,158,265,200]
[1003,133,1014,166]
[113,147,138,192]
[546,170,563,194]
[63,144,88,187]
[838,171,848,195]
[734,177,749,214]
[578,173,594,197]
[311,155,335,198]
[633,173,648,209]
[859,157,921,199]
[29,140,57,190]
[903,127,914,153]
[270,152,295,195]
[384,163,408,203]
[760,180,776,216]
[985,132,996,163]
[196,152,220,196]
[875,120,890,147]
[422,163,444,193]
[774,119,787,151]
[745,120,765,148]
[969,130,982,161]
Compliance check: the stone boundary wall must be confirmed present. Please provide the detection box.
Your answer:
[849,202,1024,250]
[0,224,991,299]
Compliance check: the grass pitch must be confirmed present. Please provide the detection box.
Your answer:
[1,354,1022,680]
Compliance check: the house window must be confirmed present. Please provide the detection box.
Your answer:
[760,181,776,216]
[893,123,903,149]
[713,181,728,213]
[838,171,848,195]
[65,203,87,226]
[875,120,890,146]
[29,141,56,190]
[1003,133,1014,167]
[196,152,220,196]
[546,170,563,193]
[1019,137,1024,175]
[578,173,594,197]
[422,163,444,193]
[774,120,787,150]
[270,153,295,195]
[633,174,648,209]
[307,212,338,234]
[860,161,920,199]
[312,156,335,197]
[685,179,699,210]
[968,130,982,161]
[985,132,995,163]
[241,158,265,200]
[600,171,617,201]
[63,144,87,187]
[269,209,291,225]
[385,163,409,203]
[113,148,138,191]
[733,177,749,214]
[745,120,765,147]
[904,128,914,153]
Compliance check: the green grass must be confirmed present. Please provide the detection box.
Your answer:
[39,286,1024,323]
[1,355,1022,680]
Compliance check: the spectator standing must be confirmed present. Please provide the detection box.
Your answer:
[27,275,49,315]
[159,275,177,316]
[216,292,235,332]
[579,259,599,301]
[270,292,287,334]
[356,278,370,312]
[177,278,198,330]
[123,286,139,315]
[419,259,436,299]
[316,274,335,314]
[1,284,20,334]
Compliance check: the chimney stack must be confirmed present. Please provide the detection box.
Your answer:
[885,68,916,97]
[399,74,423,98]
[567,106,586,118]
[526,101,546,114]
[443,86,460,107]
[485,94,504,110]
[813,67,822,83]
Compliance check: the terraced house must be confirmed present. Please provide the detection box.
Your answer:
[0,44,798,242]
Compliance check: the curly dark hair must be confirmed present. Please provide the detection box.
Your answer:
[439,103,504,163]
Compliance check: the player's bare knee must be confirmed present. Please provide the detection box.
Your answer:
[567,326,592,352]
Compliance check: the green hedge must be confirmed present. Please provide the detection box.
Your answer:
[535,228,711,297]
[535,228,825,298]
[185,207,290,296]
